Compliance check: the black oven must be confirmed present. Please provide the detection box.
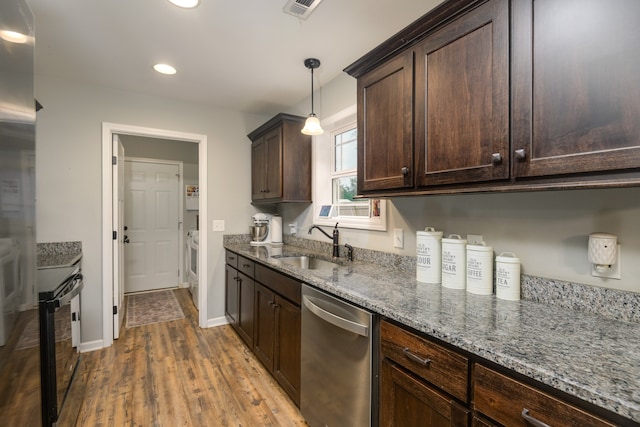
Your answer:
[38,266,83,427]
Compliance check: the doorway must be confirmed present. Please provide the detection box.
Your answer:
[124,158,181,294]
[102,123,208,348]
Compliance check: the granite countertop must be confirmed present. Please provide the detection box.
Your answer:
[37,241,82,269]
[224,241,640,424]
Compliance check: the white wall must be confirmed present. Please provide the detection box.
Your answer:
[35,75,266,343]
[283,73,640,294]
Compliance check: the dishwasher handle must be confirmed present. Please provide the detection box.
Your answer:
[303,295,369,337]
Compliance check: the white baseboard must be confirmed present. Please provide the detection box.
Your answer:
[79,339,104,353]
[207,316,229,328]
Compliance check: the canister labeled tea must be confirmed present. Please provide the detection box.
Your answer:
[496,252,521,300]
[466,242,494,295]
[441,234,467,289]
[416,227,443,284]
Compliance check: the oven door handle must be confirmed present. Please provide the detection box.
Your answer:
[303,295,369,337]
[57,278,84,307]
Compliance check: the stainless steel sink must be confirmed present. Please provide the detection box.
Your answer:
[272,255,340,270]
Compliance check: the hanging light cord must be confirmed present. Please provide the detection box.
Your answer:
[310,66,315,115]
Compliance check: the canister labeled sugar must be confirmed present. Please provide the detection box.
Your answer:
[441,234,467,289]
[496,252,521,300]
[416,227,443,284]
[466,242,494,295]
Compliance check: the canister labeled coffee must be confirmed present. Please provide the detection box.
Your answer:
[441,234,467,289]
[416,227,443,284]
[466,242,494,295]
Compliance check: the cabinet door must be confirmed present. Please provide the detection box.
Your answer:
[236,272,255,348]
[357,50,414,192]
[415,0,509,187]
[251,137,267,200]
[224,264,239,325]
[273,294,301,406]
[380,359,470,427]
[264,127,283,200]
[512,0,640,178]
[253,283,276,371]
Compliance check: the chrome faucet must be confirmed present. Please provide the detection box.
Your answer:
[308,223,340,257]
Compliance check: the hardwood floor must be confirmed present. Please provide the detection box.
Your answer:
[67,289,307,426]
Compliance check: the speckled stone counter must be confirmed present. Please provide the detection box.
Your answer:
[37,241,82,269]
[224,238,640,424]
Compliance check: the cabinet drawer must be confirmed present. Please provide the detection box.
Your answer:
[473,364,615,427]
[237,255,254,278]
[225,250,238,269]
[255,264,301,306]
[381,320,469,402]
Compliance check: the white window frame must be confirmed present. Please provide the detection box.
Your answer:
[312,105,387,231]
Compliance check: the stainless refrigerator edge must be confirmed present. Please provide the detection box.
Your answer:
[0,0,39,423]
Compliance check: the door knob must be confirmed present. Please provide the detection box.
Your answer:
[124,225,128,231]
[123,235,130,244]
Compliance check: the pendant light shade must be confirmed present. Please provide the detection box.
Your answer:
[301,58,324,135]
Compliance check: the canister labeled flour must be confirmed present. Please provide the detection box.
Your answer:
[416,227,443,284]
[441,234,467,289]
[496,252,521,300]
[466,242,494,295]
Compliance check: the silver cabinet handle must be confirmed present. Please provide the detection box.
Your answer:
[402,347,431,366]
[491,153,502,165]
[515,149,526,160]
[401,166,409,176]
[521,409,551,427]
[303,295,369,337]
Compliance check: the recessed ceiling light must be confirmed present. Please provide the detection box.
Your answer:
[153,63,177,75]
[0,30,28,44]
[168,0,199,8]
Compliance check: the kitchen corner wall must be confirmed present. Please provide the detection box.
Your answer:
[283,73,640,295]
[35,74,266,344]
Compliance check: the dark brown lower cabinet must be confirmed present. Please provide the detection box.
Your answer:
[381,359,470,427]
[236,272,254,347]
[473,364,616,427]
[224,264,239,325]
[254,283,276,370]
[273,294,300,405]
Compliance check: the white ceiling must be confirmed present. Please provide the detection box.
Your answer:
[28,0,443,116]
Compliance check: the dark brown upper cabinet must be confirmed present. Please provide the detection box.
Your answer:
[346,0,640,197]
[511,0,640,178]
[248,113,312,204]
[357,50,414,192]
[414,0,508,187]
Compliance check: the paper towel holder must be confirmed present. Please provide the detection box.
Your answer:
[588,232,618,273]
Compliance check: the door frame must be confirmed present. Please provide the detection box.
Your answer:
[102,122,208,348]
[124,156,184,293]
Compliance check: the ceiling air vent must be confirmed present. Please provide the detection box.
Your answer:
[283,0,323,20]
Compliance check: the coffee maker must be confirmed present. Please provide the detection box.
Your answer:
[249,213,283,246]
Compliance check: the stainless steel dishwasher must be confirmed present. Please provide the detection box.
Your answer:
[301,284,378,427]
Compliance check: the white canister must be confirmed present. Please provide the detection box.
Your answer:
[416,227,443,284]
[466,242,494,295]
[496,252,521,300]
[441,234,467,289]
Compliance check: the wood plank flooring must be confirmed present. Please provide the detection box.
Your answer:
[64,288,307,426]
[0,288,297,426]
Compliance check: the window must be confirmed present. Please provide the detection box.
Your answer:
[313,105,386,231]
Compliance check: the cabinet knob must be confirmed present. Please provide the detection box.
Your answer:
[491,153,502,165]
[401,166,409,176]
[515,149,526,160]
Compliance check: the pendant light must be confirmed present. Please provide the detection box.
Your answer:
[301,58,324,135]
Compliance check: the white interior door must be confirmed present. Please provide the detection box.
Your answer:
[124,160,180,293]
[112,135,125,339]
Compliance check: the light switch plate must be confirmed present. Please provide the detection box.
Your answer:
[393,228,404,249]
[591,244,621,279]
[213,220,225,232]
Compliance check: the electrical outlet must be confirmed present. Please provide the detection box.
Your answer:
[591,244,621,279]
[289,223,297,235]
[393,228,404,249]
[213,220,225,232]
